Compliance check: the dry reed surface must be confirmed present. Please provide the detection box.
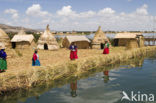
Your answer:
[0,46,156,94]
[5,47,124,72]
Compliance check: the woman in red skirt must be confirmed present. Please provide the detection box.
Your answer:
[69,43,78,60]
[103,41,110,54]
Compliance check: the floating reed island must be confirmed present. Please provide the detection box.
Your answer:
[0,46,156,95]
[0,56,146,103]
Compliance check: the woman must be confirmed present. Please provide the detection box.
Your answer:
[0,46,7,72]
[103,41,110,54]
[32,50,40,66]
[69,43,78,60]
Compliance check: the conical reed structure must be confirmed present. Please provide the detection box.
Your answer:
[37,24,59,50]
[92,26,109,49]
[0,28,11,48]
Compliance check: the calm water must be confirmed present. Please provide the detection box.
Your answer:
[1,55,156,103]
[55,33,156,39]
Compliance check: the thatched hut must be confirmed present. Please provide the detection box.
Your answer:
[114,33,144,49]
[11,29,35,49]
[37,25,59,50]
[62,35,91,49]
[0,28,11,48]
[92,26,110,49]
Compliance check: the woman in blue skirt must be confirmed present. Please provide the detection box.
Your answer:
[32,50,40,66]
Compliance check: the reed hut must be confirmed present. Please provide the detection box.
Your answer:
[92,26,110,49]
[11,29,35,49]
[62,35,91,49]
[0,28,11,48]
[114,33,144,49]
[37,25,59,50]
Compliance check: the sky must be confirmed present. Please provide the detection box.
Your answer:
[0,0,156,31]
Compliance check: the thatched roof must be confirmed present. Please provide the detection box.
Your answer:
[11,35,34,43]
[65,35,91,43]
[0,28,8,37]
[92,26,109,43]
[11,29,34,43]
[115,33,142,39]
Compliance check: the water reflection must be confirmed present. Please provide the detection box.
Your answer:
[0,53,156,103]
[35,95,40,101]
[70,81,77,97]
[103,70,109,83]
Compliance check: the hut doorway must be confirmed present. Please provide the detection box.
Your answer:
[100,43,104,49]
[12,42,16,49]
[114,39,119,46]
[44,43,48,50]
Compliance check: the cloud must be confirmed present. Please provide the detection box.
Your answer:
[1,4,156,31]
[135,4,148,15]
[57,5,96,18]
[79,11,96,18]
[4,9,19,19]
[53,4,153,31]
[98,8,115,15]
[57,5,77,17]
[26,4,50,17]
[27,4,155,31]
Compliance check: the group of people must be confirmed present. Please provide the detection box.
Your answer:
[0,41,110,72]
[69,41,110,60]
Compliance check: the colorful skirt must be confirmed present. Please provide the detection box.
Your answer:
[32,60,41,66]
[0,58,7,70]
[70,51,78,60]
[103,48,109,54]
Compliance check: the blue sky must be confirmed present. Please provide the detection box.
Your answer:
[0,0,156,31]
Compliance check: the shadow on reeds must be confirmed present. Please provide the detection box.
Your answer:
[0,52,155,103]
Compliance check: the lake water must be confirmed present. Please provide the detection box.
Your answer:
[55,33,156,39]
[0,54,156,103]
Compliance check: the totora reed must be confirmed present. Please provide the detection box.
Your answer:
[0,46,156,95]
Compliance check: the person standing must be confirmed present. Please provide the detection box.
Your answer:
[0,46,7,72]
[32,50,40,66]
[69,43,78,60]
[103,41,110,54]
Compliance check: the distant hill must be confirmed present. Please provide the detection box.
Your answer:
[0,24,39,33]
